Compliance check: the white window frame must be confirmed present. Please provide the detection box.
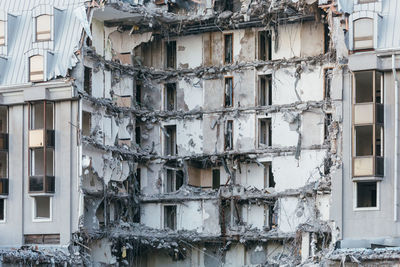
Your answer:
[162,204,178,230]
[0,198,6,223]
[32,196,53,222]
[353,181,380,211]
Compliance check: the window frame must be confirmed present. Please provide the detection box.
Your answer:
[163,204,177,230]
[224,120,233,151]
[32,196,53,222]
[353,17,374,51]
[353,181,380,211]
[164,83,177,111]
[0,20,5,46]
[164,125,177,156]
[224,76,234,108]
[258,31,271,61]
[258,118,272,147]
[166,40,177,69]
[0,198,6,223]
[258,75,272,106]
[35,14,51,42]
[29,55,45,82]
[223,33,233,64]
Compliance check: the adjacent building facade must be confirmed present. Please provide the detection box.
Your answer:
[1,0,400,266]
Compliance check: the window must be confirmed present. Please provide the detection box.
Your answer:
[136,82,142,106]
[166,41,176,69]
[324,23,331,54]
[0,20,5,46]
[225,120,233,150]
[82,111,91,136]
[259,118,272,147]
[212,169,220,189]
[135,125,141,146]
[264,205,277,229]
[356,181,377,208]
[84,67,92,95]
[0,199,4,221]
[165,83,177,111]
[224,77,233,107]
[324,68,333,100]
[29,102,55,193]
[324,113,332,142]
[353,18,373,50]
[164,125,177,156]
[259,75,272,106]
[166,169,183,193]
[33,196,51,221]
[0,106,8,186]
[36,15,51,42]
[29,55,44,82]
[258,31,271,61]
[352,71,384,177]
[164,205,177,230]
[263,163,275,188]
[224,34,233,64]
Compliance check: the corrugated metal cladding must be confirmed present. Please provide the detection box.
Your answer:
[379,0,400,49]
[0,0,87,86]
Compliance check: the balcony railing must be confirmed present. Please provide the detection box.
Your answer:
[29,175,55,193]
[0,178,8,195]
[28,129,55,148]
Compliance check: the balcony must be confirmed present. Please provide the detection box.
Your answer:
[29,129,55,148]
[354,103,384,125]
[353,156,384,177]
[0,178,8,195]
[29,176,55,193]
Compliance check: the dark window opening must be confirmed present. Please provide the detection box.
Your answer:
[324,68,333,100]
[34,196,51,219]
[357,182,377,208]
[264,163,275,188]
[259,75,272,106]
[224,77,233,107]
[165,125,177,156]
[259,119,272,147]
[136,83,142,106]
[324,113,332,142]
[324,23,330,54]
[267,205,278,229]
[82,111,91,136]
[224,34,233,64]
[355,125,373,156]
[135,125,141,146]
[258,31,272,61]
[0,198,4,220]
[225,121,233,150]
[164,205,177,230]
[84,67,92,95]
[165,83,177,111]
[212,169,220,189]
[166,41,176,69]
[166,169,183,193]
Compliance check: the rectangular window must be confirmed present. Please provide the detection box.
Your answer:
[165,83,177,111]
[224,34,233,64]
[0,199,4,221]
[352,71,384,177]
[258,31,271,61]
[136,82,142,106]
[225,120,233,150]
[166,169,183,193]
[259,118,272,147]
[263,163,275,188]
[353,18,373,50]
[36,15,51,42]
[265,205,278,229]
[164,125,177,156]
[0,21,5,46]
[166,41,176,69]
[324,23,330,54]
[33,196,51,221]
[0,106,8,185]
[324,113,332,142]
[29,55,44,82]
[164,205,177,230]
[259,75,272,106]
[224,77,233,107]
[84,67,92,95]
[135,125,141,146]
[356,182,377,208]
[324,68,333,100]
[82,111,91,136]
[212,169,220,189]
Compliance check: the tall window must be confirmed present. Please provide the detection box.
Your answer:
[224,34,233,64]
[166,41,176,69]
[164,205,177,230]
[164,125,177,156]
[225,120,233,150]
[0,107,8,197]
[353,18,373,50]
[259,75,272,106]
[259,118,272,147]
[352,71,383,178]
[0,21,5,46]
[166,169,183,193]
[165,83,177,111]
[224,77,233,107]
[258,31,271,61]
[36,15,51,42]
[28,102,55,194]
[29,55,44,82]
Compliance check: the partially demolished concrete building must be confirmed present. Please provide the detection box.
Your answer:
[0,0,399,266]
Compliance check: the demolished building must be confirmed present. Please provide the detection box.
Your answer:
[0,0,399,266]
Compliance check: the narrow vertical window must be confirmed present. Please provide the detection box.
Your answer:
[82,111,91,136]
[164,205,177,230]
[259,118,272,147]
[212,169,220,189]
[0,199,4,221]
[29,55,44,82]
[225,120,233,150]
[164,125,177,156]
[324,23,331,54]
[258,31,271,61]
[166,41,176,69]
[324,113,332,142]
[84,67,92,95]
[263,163,275,188]
[36,15,51,42]
[224,77,233,107]
[224,34,233,64]
[0,106,8,197]
[135,125,141,147]
[165,83,177,111]
[166,169,183,193]
[259,75,272,106]
[353,18,373,50]
[136,82,142,106]
[324,68,333,100]
[0,21,5,46]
